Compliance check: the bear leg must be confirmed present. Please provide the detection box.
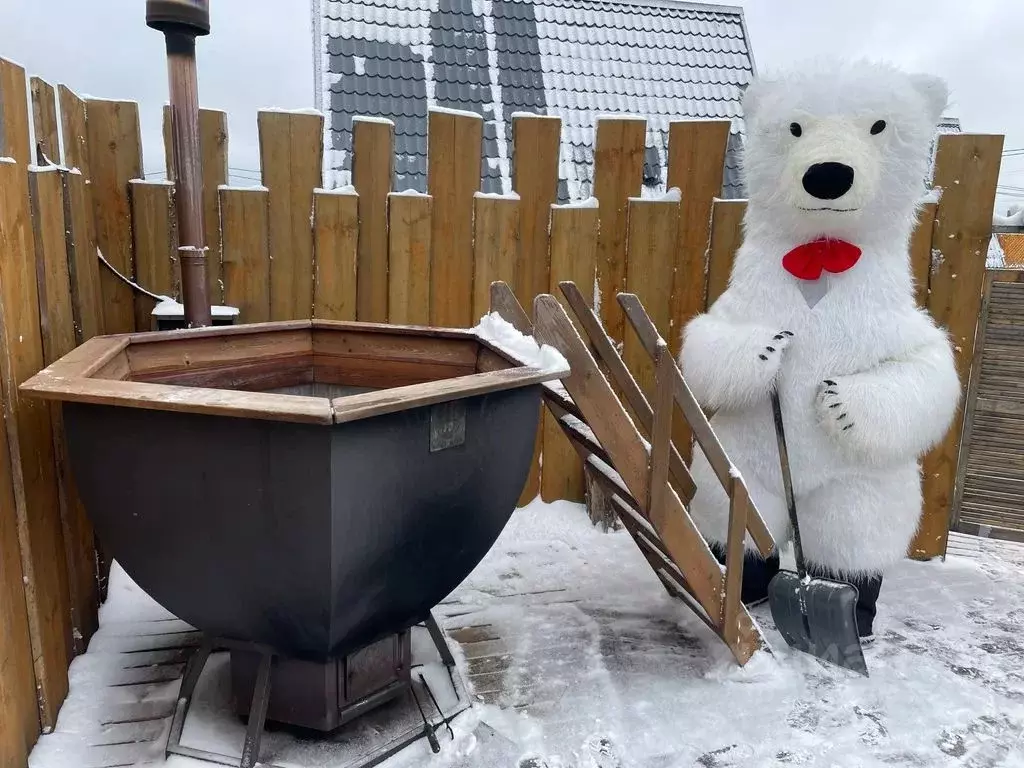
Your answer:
[796,465,920,574]
[795,464,920,637]
[804,561,883,638]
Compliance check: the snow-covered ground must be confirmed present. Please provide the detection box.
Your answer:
[29,499,1024,768]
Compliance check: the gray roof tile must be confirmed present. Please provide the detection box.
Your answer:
[317,0,754,199]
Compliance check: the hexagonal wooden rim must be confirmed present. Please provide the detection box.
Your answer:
[20,320,567,425]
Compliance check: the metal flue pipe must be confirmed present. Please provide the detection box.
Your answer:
[147,0,213,328]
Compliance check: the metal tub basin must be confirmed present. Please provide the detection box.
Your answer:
[22,319,565,660]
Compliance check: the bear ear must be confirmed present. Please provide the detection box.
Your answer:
[908,73,949,126]
[740,78,769,123]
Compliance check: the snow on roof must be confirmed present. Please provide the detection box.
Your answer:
[314,0,753,202]
[994,205,1024,228]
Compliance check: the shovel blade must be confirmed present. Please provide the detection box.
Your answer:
[767,570,868,676]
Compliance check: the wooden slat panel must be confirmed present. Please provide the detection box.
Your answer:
[623,199,680,398]
[472,194,520,323]
[58,85,90,178]
[511,114,560,307]
[86,98,143,335]
[592,117,646,342]
[706,199,745,307]
[667,120,731,344]
[352,117,394,323]
[543,204,599,504]
[130,181,178,332]
[387,192,432,326]
[428,108,482,328]
[0,166,41,768]
[63,171,103,341]
[532,294,763,663]
[0,160,73,729]
[559,282,698,507]
[955,274,1024,538]
[911,202,937,308]
[220,187,270,324]
[0,58,30,164]
[258,110,323,321]
[913,133,1004,559]
[30,168,99,657]
[313,190,358,322]
[616,292,774,557]
[29,76,60,164]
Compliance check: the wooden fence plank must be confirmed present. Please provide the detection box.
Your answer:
[543,203,599,504]
[352,117,394,323]
[592,117,646,342]
[0,58,30,165]
[428,108,482,328]
[86,98,143,335]
[58,85,90,179]
[31,168,99,657]
[387,192,432,326]
[666,120,731,350]
[220,187,270,324]
[911,201,937,309]
[0,160,73,729]
[472,194,520,323]
[706,199,746,307]
[199,110,229,304]
[30,77,60,164]
[471,192,533,503]
[623,198,681,398]
[258,110,323,321]
[313,189,358,321]
[511,114,560,307]
[64,171,103,342]
[130,181,178,331]
[163,107,229,303]
[0,163,42,768]
[914,134,1003,559]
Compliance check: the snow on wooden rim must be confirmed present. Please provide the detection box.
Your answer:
[472,312,569,375]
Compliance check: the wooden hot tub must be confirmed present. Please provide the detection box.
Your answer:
[20,319,566,662]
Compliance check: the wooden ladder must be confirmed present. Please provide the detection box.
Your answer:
[489,280,775,665]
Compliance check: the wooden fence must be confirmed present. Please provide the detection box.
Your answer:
[0,53,1004,765]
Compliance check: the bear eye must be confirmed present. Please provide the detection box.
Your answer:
[870,119,887,135]
[789,122,802,137]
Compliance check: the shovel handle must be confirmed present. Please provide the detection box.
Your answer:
[770,386,807,579]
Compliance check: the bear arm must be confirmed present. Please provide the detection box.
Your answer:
[680,312,790,412]
[821,335,960,464]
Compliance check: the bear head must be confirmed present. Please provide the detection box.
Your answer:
[739,59,948,244]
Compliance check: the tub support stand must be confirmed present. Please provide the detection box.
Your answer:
[165,614,463,768]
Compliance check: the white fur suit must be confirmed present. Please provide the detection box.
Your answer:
[679,60,961,635]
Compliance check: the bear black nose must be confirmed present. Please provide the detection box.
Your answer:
[802,162,855,200]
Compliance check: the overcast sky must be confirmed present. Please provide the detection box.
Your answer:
[1,0,1020,212]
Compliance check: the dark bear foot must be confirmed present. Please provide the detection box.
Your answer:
[804,563,883,638]
[710,543,780,606]
[848,572,883,638]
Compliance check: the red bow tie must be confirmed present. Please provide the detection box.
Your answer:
[782,238,862,281]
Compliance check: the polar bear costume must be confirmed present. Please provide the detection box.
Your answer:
[680,60,961,636]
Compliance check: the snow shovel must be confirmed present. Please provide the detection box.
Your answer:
[766,386,869,676]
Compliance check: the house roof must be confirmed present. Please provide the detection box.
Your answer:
[998,234,1024,268]
[312,0,755,202]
